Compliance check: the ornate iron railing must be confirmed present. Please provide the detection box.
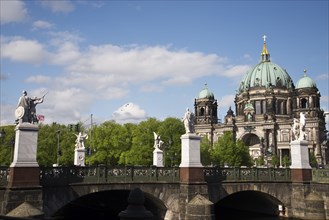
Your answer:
[312,169,329,183]
[0,166,9,187]
[0,166,327,187]
[39,166,180,186]
[203,167,291,182]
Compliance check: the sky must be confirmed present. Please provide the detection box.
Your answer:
[1,0,328,128]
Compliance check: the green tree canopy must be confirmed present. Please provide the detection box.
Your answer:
[211,131,252,167]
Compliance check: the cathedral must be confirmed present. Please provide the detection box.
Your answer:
[194,37,328,167]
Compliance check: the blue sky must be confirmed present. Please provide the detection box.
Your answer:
[1,0,328,127]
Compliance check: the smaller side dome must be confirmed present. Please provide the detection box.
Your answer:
[296,70,317,89]
[198,83,214,99]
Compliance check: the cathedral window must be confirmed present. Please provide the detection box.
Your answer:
[255,101,261,114]
[301,98,308,108]
[200,107,205,116]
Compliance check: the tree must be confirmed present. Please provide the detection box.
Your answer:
[271,155,280,168]
[37,123,59,166]
[125,118,161,166]
[211,131,252,167]
[200,136,212,166]
[157,117,184,166]
[0,125,15,166]
[37,123,77,166]
[282,155,290,167]
[309,151,318,168]
[87,121,131,166]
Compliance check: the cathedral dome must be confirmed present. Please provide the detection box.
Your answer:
[296,70,317,89]
[238,37,294,92]
[198,84,214,99]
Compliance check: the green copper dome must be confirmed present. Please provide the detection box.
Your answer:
[198,84,214,99]
[238,39,294,92]
[296,70,317,89]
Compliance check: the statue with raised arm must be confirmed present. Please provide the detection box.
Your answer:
[30,96,44,124]
[75,132,88,149]
[15,90,46,124]
[153,132,164,150]
[182,108,195,134]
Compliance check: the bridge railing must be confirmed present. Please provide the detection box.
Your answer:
[0,167,9,187]
[203,167,291,182]
[312,169,329,183]
[39,166,180,186]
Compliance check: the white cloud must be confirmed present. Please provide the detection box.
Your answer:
[0,0,29,24]
[32,20,54,30]
[25,75,51,84]
[140,84,164,93]
[1,38,49,64]
[66,44,225,86]
[218,94,235,110]
[112,102,147,124]
[1,34,253,124]
[221,65,251,78]
[316,73,329,81]
[36,87,93,124]
[40,1,75,13]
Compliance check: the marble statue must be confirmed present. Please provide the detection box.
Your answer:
[75,132,88,149]
[292,112,306,141]
[292,118,300,141]
[153,132,164,150]
[182,108,195,134]
[15,90,45,124]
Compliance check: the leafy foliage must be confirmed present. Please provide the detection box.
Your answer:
[211,131,252,167]
[2,118,254,168]
[200,136,212,166]
[0,125,15,166]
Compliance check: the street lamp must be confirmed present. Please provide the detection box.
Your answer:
[56,130,61,166]
[0,128,5,144]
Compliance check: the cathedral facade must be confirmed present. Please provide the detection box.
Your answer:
[194,38,328,167]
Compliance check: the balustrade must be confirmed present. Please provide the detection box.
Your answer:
[204,167,291,182]
[1,166,329,187]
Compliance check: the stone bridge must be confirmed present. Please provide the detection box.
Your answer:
[1,166,329,220]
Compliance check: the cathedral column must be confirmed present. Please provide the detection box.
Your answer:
[287,98,291,115]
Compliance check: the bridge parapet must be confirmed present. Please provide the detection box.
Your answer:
[0,167,9,187]
[39,166,180,186]
[312,169,329,183]
[204,167,291,182]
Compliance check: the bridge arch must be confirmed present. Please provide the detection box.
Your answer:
[215,182,292,217]
[43,183,180,219]
[215,190,283,218]
[51,189,168,220]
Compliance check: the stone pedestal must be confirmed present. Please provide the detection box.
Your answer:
[179,133,203,183]
[290,140,312,182]
[153,148,163,167]
[11,123,39,168]
[8,123,40,188]
[74,148,85,166]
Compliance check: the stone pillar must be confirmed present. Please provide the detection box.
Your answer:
[153,148,164,167]
[2,123,43,215]
[186,194,214,220]
[118,188,153,220]
[179,133,203,183]
[290,140,312,182]
[179,133,212,220]
[74,148,86,166]
[8,123,40,188]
